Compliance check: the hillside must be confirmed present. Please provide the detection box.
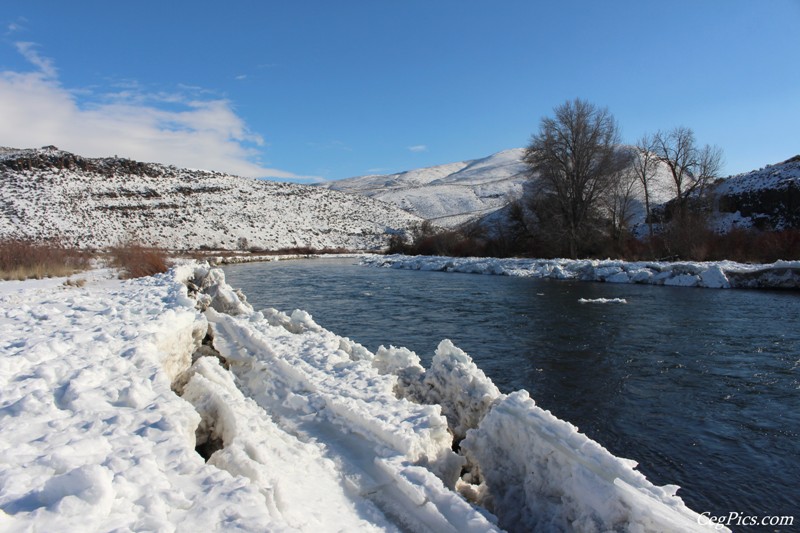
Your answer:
[322,149,529,228]
[324,148,682,233]
[0,146,421,250]
[708,155,800,232]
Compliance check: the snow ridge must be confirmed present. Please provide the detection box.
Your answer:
[0,146,421,250]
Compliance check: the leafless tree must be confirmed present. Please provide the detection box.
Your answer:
[632,133,660,237]
[523,98,628,258]
[652,127,723,211]
[603,158,640,247]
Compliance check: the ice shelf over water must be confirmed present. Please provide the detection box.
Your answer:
[0,264,727,531]
[363,254,800,290]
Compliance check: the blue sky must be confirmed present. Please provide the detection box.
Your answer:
[1,1,798,181]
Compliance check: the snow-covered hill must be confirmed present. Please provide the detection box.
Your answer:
[708,155,800,232]
[322,149,529,228]
[0,146,421,250]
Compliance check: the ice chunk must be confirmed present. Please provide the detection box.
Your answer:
[417,340,503,441]
[461,390,721,532]
[578,298,628,304]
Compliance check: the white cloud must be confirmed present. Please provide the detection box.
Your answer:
[14,42,57,79]
[408,144,427,152]
[0,43,311,180]
[5,17,27,36]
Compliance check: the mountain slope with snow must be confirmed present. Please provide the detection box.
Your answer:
[708,155,800,232]
[322,149,530,228]
[0,146,421,250]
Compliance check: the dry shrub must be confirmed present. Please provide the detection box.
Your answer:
[0,238,92,280]
[109,240,170,279]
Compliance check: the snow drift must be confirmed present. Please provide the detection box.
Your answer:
[0,264,726,531]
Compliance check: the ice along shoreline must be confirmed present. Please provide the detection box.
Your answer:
[361,254,800,290]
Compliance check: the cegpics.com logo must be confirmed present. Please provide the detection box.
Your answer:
[698,511,794,530]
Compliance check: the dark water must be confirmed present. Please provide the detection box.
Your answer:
[223,258,800,523]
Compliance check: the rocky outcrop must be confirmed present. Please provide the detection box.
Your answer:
[712,156,800,231]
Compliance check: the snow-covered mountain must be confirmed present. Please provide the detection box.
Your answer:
[0,146,421,250]
[322,149,529,228]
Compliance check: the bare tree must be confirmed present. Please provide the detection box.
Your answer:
[603,159,640,248]
[523,98,628,258]
[632,133,660,237]
[652,127,723,211]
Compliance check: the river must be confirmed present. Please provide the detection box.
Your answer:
[223,257,800,524]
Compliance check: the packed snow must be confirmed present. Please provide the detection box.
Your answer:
[362,254,800,290]
[0,264,727,531]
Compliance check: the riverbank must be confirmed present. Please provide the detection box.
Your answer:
[0,264,725,531]
[363,254,800,290]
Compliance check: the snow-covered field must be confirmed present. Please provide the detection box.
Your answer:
[0,264,726,531]
[362,254,800,290]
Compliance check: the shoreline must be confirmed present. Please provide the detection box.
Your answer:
[361,254,800,290]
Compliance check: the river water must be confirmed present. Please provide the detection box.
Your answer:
[223,258,800,523]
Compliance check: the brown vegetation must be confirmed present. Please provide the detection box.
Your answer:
[109,240,170,279]
[389,217,800,265]
[0,238,93,281]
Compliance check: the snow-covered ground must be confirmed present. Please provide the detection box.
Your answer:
[0,264,726,531]
[362,254,800,290]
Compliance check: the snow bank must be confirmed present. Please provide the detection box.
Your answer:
[0,269,274,531]
[407,340,503,442]
[461,391,712,532]
[363,254,800,290]
[0,264,725,531]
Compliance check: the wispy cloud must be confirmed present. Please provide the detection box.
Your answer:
[5,17,27,36]
[408,144,427,153]
[0,42,311,180]
[14,41,57,79]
